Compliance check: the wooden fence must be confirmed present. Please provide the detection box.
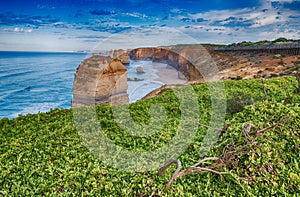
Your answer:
[213,43,300,55]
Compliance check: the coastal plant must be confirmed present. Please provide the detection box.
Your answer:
[292,58,300,93]
[226,92,255,114]
[0,77,299,196]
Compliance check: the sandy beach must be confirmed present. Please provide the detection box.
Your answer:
[152,62,187,85]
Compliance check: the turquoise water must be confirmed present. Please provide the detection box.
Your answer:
[126,60,165,103]
[0,52,166,119]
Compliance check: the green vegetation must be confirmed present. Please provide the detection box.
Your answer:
[227,37,300,47]
[1,77,299,196]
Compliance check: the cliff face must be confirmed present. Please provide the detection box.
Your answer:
[72,46,299,107]
[72,56,128,107]
[109,49,130,65]
[130,46,300,82]
[130,48,155,60]
[130,46,206,81]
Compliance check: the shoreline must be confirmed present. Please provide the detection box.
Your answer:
[152,62,187,85]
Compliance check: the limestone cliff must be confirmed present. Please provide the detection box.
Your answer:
[130,46,206,81]
[130,45,300,81]
[109,49,130,65]
[130,48,155,60]
[72,55,128,107]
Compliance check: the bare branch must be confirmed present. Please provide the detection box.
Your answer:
[158,159,182,176]
[157,116,289,193]
[218,123,232,137]
[249,116,289,135]
[149,188,158,197]
[183,167,230,176]
[192,157,220,168]
[158,159,182,191]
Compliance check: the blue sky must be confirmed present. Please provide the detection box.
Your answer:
[0,0,299,51]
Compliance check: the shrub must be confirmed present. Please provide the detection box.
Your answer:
[227,92,255,114]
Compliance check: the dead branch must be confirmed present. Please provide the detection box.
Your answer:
[218,123,232,137]
[149,188,158,197]
[249,116,289,135]
[180,167,230,177]
[158,116,289,193]
[158,159,182,176]
[241,122,257,142]
[159,157,229,192]
[191,157,220,168]
[158,159,182,191]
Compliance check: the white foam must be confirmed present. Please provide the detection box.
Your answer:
[10,102,60,118]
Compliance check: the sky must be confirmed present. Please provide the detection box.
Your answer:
[0,0,299,51]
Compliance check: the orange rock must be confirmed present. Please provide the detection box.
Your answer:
[136,66,145,73]
[72,55,128,107]
[130,48,154,60]
[109,49,130,65]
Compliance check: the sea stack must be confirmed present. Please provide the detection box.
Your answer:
[72,55,129,107]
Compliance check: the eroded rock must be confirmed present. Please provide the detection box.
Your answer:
[72,55,129,107]
[130,48,155,60]
[136,66,145,73]
[109,49,130,65]
[130,46,207,81]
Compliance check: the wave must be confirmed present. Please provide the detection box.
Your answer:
[0,70,37,79]
[0,87,32,100]
[9,102,61,118]
[128,81,164,103]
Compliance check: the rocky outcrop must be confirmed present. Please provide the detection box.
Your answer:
[130,46,206,81]
[127,77,144,81]
[152,47,188,80]
[141,84,185,100]
[130,48,155,60]
[136,66,145,73]
[72,55,128,107]
[109,49,130,65]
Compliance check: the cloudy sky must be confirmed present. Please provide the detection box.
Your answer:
[0,0,299,51]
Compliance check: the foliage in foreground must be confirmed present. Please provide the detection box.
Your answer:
[0,77,299,196]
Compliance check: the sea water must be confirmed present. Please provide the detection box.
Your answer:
[0,52,166,119]
[126,60,165,103]
[0,51,89,119]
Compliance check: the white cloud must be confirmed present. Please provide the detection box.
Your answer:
[250,15,280,27]
[91,27,198,50]
[189,8,251,23]
[259,29,299,39]
[180,24,230,33]
[188,8,284,28]
[187,1,300,30]
[124,12,148,19]
[174,0,300,44]
[12,27,33,33]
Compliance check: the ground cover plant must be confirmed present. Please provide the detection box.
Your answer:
[0,77,299,196]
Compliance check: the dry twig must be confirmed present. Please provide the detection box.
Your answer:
[158,116,289,192]
[159,157,229,191]
[249,116,289,135]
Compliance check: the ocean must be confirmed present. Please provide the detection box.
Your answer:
[0,52,164,119]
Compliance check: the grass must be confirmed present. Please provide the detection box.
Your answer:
[0,76,299,196]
